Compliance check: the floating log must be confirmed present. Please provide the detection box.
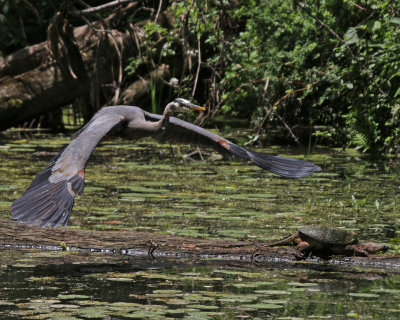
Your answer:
[1,218,399,271]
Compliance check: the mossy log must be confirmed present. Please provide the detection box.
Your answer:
[1,218,399,270]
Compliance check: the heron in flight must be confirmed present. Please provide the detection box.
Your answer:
[11,98,321,228]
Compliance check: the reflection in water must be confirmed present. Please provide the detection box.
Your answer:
[1,250,400,319]
[0,132,399,318]
[0,250,400,319]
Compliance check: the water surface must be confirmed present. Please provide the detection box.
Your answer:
[0,130,399,318]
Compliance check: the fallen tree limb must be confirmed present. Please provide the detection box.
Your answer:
[1,218,399,271]
[0,42,49,78]
[0,3,146,130]
[121,64,170,105]
[0,25,133,130]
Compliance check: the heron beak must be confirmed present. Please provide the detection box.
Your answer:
[187,104,206,111]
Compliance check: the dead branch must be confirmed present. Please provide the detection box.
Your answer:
[70,0,137,16]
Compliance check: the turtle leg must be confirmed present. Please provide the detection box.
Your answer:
[295,241,311,260]
[358,242,389,254]
[345,245,368,257]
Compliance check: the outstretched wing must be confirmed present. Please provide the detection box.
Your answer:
[144,112,321,179]
[11,109,126,228]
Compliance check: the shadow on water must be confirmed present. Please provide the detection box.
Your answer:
[0,131,399,318]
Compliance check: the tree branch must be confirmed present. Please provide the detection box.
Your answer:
[70,0,137,16]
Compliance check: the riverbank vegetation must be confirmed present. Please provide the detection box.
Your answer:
[0,0,399,156]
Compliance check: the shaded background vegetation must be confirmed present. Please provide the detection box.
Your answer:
[0,0,399,156]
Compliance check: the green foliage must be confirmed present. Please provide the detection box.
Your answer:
[2,0,399,155]
[174,0,400,155]
[328,0,400,154]
[125,21,176,77]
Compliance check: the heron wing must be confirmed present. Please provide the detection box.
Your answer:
[144,112,321,179]
[12,110,126,228]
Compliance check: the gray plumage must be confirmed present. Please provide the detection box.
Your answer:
[11,99,321,228]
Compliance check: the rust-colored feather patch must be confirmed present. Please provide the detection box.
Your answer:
[78,169,85,179]
[216,139,230,150]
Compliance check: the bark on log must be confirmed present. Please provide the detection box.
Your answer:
[0,63,82,128]
[121,64,170,106]
[0,26,134,130]
[0,43,49,78]
[0,4,147,131]
[0,218,398,270]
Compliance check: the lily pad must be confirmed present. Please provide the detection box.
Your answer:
[348,293,380,298]
[254,290,290,295]
[242,303,284,309]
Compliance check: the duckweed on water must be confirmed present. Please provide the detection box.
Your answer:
[0,132,399,318]
[2,249,400,319]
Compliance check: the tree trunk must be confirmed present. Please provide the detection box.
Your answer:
[121,64,171,106]
[0,62,82,130]
[0,4,150,130]
[0,38,120,130]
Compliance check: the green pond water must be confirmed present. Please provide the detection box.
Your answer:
[0,130,400,319]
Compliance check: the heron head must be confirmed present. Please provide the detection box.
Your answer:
[170,98,206,113]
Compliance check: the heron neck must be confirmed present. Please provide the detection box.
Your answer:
[154,102,174,132]
[155,113,170,132]
[146,104,173,133]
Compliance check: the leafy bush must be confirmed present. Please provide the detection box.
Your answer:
[173,0,400,155]
[2,0,399,155]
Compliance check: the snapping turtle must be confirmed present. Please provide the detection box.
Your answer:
[268,225,388,259]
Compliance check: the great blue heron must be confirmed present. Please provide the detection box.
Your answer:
[11,98,321,228]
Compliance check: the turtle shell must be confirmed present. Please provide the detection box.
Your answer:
[298,225,358,246]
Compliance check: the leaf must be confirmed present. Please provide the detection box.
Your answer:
[372,21,381,32]
[390,17,400,25]
[344,27,359,45]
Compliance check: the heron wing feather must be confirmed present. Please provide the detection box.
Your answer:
[145,112,321,178]
[11,110,125,228]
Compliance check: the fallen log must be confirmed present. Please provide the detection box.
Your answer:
[0,3,150,130]
[1,218,399,271]
[121,64,171,106]
[0,26,139,130]
[0,42,49,78]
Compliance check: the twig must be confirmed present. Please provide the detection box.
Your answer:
[107,32,123,104]
[16,5,28,44]
[350,1,366,11]
[70,0,136,16]
[73,0,110,31]
[178,0,196,87]
[276,112,300,144]
[256,86,308,137]
[256,107,275,136]
[192,32,201,98]
[20,0,42,23]
[154,0,162,23]
[255,78,271,136]
[263,77,270,93]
